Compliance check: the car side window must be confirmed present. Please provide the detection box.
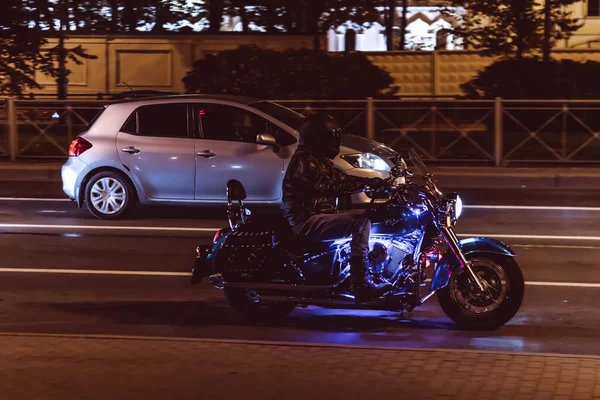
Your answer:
[197,104,295,145]
[121,103,189,138]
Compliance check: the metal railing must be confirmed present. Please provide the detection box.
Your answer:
[2,98,105,160]
[278,98,600,165]
[3,97,600,165]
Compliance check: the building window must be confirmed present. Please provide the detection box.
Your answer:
[590,1,600,17]
[436,29,450,50]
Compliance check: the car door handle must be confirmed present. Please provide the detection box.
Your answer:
[121,146,141,155]
[197,150,216,159]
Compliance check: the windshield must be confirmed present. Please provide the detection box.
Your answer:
[409,148,429,177]
[248,101,305,131]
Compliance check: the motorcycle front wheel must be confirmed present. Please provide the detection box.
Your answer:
[224,288,297,321]
[437,252,524,330]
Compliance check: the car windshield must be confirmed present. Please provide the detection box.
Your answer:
[248,101,305,131]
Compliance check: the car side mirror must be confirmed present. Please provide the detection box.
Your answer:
[256,133,280,151]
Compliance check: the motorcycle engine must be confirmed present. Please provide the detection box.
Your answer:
[369,237,417,281]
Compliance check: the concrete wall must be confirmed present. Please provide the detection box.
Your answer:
[368,49,600,96]
[28,34,600,98]
[31,34,323,97]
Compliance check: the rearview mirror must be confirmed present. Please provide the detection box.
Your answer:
[256,133,280,151]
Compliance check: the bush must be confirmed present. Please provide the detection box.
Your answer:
[461,58,600,99]
[183,45,399,99]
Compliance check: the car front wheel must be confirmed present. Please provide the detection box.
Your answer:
[85,171,134,220]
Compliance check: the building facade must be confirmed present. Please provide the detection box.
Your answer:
[20,1,600,98]
[326,0,600,52]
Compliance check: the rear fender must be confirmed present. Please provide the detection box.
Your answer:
[191,245,212,285]
[430,237,515,292]
[191,228,231,285]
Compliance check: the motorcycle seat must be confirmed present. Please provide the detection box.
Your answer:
[239,213,337,255]
[283,231,338,255]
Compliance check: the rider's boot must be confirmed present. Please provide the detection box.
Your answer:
[350,256,393,304]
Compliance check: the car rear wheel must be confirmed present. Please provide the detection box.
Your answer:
[85,171,134,220]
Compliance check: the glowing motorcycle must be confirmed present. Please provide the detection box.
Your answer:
[192,149,524,330]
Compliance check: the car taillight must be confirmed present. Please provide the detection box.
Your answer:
[68,137,92,157]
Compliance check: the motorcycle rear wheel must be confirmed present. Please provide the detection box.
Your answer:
[224,288,297,321]
[437,252,524,330]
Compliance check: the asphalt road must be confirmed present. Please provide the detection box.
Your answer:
[1,183,600,357]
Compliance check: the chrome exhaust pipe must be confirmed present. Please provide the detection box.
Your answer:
[208,274,351,296]
[219,274,350,293]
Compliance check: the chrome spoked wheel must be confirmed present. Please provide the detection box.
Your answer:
[437,252,524,330]
[449,258,509,315]
[90,177,127,215]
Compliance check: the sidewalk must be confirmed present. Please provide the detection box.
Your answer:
[1,333,599,400]
[2,162,600,189]
[0,162,62,182]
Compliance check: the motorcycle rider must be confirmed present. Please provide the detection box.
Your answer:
[282,112,393,303]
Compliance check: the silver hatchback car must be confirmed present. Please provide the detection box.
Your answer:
[62,95,399,219]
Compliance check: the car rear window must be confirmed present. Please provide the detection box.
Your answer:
[121,103,189,138]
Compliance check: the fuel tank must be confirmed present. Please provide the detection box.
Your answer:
[367,203,421,236]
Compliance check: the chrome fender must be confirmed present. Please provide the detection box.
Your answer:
[430,237,515,292]
[191,228,231,285]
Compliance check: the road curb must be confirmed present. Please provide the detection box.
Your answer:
[1,165,600,189]
[436,174,600,190]
[0,167,61,182]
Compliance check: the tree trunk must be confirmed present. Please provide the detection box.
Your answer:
[57,25,68,100]
[124,0,137,32]
[266,1,277,33]
[400,0,408,50]
[514,3,525,60]
[386,0,395,51]
[36,0,52,29]
[239,3,248,32]
[54,1,70,100]
[516,47,524,60]
[307,2,323,51]
[208,0,224,33]
[109,0,119,32]
[33,0,43,29]
[153,0,167,32]
[542,0,553,63]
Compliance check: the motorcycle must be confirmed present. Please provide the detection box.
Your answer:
[192,148,524,330]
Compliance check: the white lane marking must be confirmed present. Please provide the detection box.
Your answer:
[526,281,600,288]
[465,205,600,211]
[1,197,599,211]
[0,268,191,276]
[1,224,600,243]
[513,244,600,250]
[0,197,71,202]
[0,223,219,232]
[459,234,600,241]
[0,267,599,288]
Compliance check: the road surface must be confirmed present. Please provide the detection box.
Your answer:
[0,185,599,356]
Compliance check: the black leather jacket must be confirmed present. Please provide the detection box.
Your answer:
[282,146,368,226]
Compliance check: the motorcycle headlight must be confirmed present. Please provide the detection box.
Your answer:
[341,153,391,172]
[444,193,463,225]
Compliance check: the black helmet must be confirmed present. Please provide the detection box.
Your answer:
[298,112,341,159]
